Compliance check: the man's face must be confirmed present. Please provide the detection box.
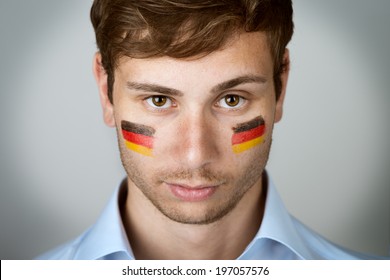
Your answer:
[98,32,287,225]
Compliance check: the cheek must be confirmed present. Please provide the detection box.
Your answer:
[231,116,266,154]
[121,120,155,157]
[231,125,266,154]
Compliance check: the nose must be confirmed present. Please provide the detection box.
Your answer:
[172,112,220,170]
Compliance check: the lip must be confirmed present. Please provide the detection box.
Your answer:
[167,183,218,202]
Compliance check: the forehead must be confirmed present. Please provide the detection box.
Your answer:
[115,32,273,86]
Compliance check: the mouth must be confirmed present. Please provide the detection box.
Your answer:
[166,183,219,202]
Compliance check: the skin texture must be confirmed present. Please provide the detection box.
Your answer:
[93,31,289,259]
[121,120,155,156]
[232,116,266,153]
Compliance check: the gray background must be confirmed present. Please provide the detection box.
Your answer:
[0,0,389,259]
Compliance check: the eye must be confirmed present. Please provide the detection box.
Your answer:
[145,96,173,109]
[217,94,246,109]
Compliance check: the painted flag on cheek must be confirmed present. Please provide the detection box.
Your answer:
[121,120,155,157]
[232,116,266,154]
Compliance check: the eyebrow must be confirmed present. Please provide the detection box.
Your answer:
[126,82,183,96]
[211,75,267,94]
[126,75,267,96]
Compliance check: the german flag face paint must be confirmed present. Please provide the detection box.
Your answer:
[121,120,155,157]
[232,116,266,154]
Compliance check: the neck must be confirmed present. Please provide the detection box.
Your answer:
[122,176,266,260]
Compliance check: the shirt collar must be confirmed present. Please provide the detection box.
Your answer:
[238,174,314,259]
[75,179,135,259]
[76,173,314,260]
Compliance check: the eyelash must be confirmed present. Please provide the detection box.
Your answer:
[144,96,177,112]
[143,94,247,112]
[215,94,247,110]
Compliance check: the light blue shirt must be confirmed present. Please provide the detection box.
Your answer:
[37,174,376,260]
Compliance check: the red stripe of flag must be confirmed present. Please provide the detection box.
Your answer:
[232,125,265,145]
[122,130,153,149]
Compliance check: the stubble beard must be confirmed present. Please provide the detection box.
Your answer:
[118,138,272,225]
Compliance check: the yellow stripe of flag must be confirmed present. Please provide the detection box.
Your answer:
[232,135,265,154]
[125,141,153,157]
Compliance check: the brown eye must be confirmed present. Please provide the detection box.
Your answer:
[224,95,240,107]
[146,95,173,110]
[216,94,245,109]
[151,96,167,107]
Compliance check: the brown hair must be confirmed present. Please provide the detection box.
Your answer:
[90,0,293,103]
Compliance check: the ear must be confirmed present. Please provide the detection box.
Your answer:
[93,52,115,127]
[274,49,290,123]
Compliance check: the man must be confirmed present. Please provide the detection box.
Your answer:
[38,0,370,259]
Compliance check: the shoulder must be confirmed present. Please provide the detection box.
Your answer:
[291,216,377,259]
[35,180,134,260]
[35,235,84,260]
